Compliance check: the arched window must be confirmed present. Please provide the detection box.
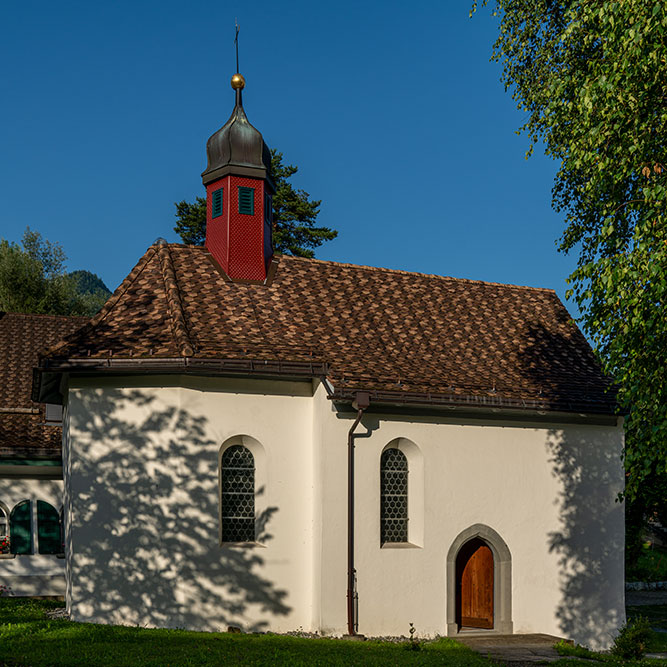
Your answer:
[10,500,32,555]
[220,445,255,543]
[0,504,8,554]
[381,448,409,544]
[37,501,62,555]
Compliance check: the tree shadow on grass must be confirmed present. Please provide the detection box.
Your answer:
[65,388,290,632]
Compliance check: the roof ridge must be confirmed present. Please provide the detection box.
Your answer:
[42,244,158,358]
[166,244,556,293]
[157,243,195,357]
[280,255,557,293]
[0,311,88,321]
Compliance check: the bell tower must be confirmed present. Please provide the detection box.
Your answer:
[202,73,275,281]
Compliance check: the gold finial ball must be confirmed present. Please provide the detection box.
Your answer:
[231,73,246,90]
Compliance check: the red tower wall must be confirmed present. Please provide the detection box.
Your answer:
[205,175,271,281]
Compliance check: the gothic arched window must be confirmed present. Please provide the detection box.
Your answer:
[380,448,408,544]
[220,445,255,543]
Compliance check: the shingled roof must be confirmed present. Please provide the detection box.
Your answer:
[35,242,617,415]
[0,312,88,457]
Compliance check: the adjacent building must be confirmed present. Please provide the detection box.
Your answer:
[0,312,86,596]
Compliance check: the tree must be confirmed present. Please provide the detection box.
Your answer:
[174,149,337,257]
[0,228,110,316]
[474,2,667,507]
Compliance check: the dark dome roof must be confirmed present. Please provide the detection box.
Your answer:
[202,89,273,188]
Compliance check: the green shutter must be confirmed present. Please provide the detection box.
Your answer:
[10,500,32,554]
[37,501,61,555]
[238,187,255,215]
[212,187,223,218]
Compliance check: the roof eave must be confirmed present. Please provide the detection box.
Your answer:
[327,388,622,420]
[32,357,328,403]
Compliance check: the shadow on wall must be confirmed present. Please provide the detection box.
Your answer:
[545,425,625,649]
[518,323,625,649]
[68,388,290,632]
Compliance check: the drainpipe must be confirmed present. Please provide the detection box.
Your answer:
[346,391,370,637]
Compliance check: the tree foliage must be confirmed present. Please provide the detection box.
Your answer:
[475,1,667,504]
[174,149,337,258]
[0,228,109,317]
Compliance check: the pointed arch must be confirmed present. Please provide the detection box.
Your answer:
[446,524,513,635]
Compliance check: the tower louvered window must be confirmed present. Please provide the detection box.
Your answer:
[238,187,255,215]
[381,448,408,544]
[221,445,255,543]
[212,187,223,218]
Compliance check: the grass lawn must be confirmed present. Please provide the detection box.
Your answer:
[0,599,495,666]
[551,604,667,666]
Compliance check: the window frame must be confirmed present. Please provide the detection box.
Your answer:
[212,187,224,219]
[238,186,255,215]
[0,503,9,556]
[9,500,33,555]
[380,447,409,545]
[219,444,256,544]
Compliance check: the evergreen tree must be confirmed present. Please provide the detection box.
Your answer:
[174,150,337,257]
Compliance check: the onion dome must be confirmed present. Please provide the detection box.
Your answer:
[201,73,274,189]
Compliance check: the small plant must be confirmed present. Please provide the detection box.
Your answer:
[0,584,12,597]
[611,616,652,660]
[402,622,421,651]
[0,535,9,554]
[553,639,598,660]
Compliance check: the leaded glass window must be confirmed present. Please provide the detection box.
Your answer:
[381,448,408,543]
[221,445,255,543]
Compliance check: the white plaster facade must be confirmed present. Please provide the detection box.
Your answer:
[64,374,625,649]
[0,475,65,596]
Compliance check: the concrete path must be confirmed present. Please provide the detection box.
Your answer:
[456,633,564,664]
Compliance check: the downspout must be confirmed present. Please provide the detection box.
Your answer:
[346,391,370,637]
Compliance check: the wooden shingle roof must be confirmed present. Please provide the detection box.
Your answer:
[37,242,617,415]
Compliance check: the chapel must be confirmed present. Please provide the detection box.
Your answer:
[30,72,625,648]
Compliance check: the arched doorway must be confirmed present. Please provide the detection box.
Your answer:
[456,537,494,629]
[446,524,513,635]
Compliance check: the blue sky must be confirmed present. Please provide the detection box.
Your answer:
[0,1,577,313]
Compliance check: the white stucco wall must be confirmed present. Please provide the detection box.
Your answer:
[313,397,625,649]
[0,476,65,596]
[64,375,625,648]
[66,376,314,632]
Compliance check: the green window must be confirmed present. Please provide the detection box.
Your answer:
[238,187,255,215]
[10,500,32,554]
[212,187,223,218]
[37,501,61,555]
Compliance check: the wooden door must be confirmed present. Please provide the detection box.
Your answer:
[457,538,494,629]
